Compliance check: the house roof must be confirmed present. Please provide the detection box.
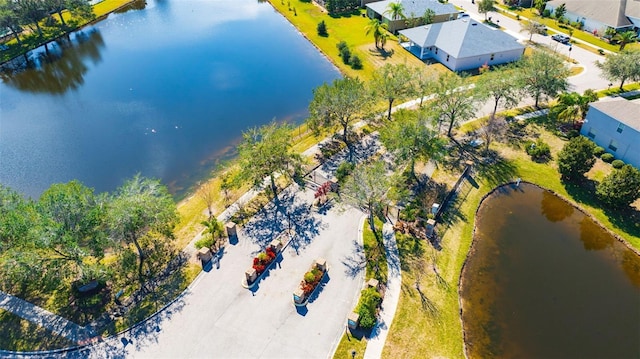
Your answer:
[626,0,640,19]
[366,0,457,20]
[398,19,524,58]
[590,97,640,132]
[547,0,633,28]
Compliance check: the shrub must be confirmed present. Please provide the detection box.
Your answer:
[340,47,351,64]
[565,129,579,139]
[593,146,605,157]
[335,161,355,184]
[304,271,316,283]
[524,139,551,162]
[349,55,362,69]
[195,237,214,249]
[596,164,640,208]
[557,136,596,180]
[317,20,328,37]
[336,41,348,53]
[612,159,625,169]
[357,287,382,329]
[542,9,551,17]
[601,153,614,163]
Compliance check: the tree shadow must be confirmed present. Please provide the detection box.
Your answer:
[341,240,366,278]
[474,155,519,187]
[367,47,394,59]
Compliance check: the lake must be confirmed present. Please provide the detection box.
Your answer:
[0,0,340,199]
[460,184,640,358]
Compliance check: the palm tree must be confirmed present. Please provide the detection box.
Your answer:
[553,90,597,126]
[384,1,405,21]
[201,217,225,251]
[365,18,388,49]
[613,30,638,50]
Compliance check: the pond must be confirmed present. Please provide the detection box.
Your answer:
[460,184,640,358]
[0,0,340,199]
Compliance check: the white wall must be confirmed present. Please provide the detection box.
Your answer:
[581,107,640,169]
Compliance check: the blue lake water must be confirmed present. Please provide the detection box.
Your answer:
[0,0,340,199]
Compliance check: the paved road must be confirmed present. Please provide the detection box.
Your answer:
[63,187,366,359]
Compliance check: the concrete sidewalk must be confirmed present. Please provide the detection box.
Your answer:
[0,291,97,345]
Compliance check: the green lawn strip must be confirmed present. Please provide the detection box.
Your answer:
[0,309,74,351]
[266,0,435,81]
[595,83,640,97]
[381,120,639,357]
[1,0,136,63]
[333,218,386,358]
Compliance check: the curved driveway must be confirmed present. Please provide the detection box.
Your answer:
[71,187,365,359]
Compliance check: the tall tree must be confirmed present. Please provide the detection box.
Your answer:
[371,63,414,121]
[431,72,478,138]
[0,0,23,44]
[108,174,178,283]
[379,109,446,183]
[596,49,640,90]
[340,161,395,236]
[308,77,370,161]
[0,185,37,253]
[553,3,566,23]
[596,164,640,209]
[365,18,388,49]
[384,1,405,21]
[557,136,596,180]
[237,121,302,199]
[519,50,569,108]
[551,90,597,125]
[520,20,544,41]
[37,181,107,280]
[411,65,435,107]
[477,0,495,21]
[613,31,637,51]
[475,64,523,120]
[15,0,47,37]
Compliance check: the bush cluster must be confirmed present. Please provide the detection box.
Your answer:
[611,159,625,169]
[601,153,614,163]
[336,41,363,69]
[593,146,605,157]
[524,138,551,162]
[357,287,382,329]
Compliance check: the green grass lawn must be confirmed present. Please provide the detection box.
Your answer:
[0,309,74,351]
[380,118,640,357]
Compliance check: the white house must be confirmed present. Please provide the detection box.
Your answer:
[546,0,640,34]
[581,97,640,169]
[398,18,525,71]
[366,0,459,33]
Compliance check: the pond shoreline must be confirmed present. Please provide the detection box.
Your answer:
[458,180,640,358]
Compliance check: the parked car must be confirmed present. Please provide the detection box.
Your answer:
[551,34,570,44]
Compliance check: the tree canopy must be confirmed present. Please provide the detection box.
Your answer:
[596,164,640,209]
[519,50,569,108]
[557,136,596,180]
[371,63,414,121]
[430,72,478,138]
[596,49,640,90]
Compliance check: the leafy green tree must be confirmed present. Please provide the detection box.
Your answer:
[371,63,414,121]
[237,121,302,199]
[0,0,23,44]
[411,66,435,107]
[423,8,435,24]
[308,77,370,160]
[380,109,446,183]
[557,136,596,180]
[15,0,47,37]
[384,1,405,21]
[596,165,640,208]
[108,174,178,283]
[340,161,395,236]
[478,0,495,21]
[37,181,107,281]
[520,20,545,41]
[475,65,523,120]
[365,18,388,49]
[0,185,36,252]
[551,90,597,125]
[519,50,569,108]
[596,49,640,90]
[64,0,93,22]
[553,3,566,23]
[534,0,547,14]
[431,72,478,138]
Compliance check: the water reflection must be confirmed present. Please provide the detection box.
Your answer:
[540,190,573,222]
[0,30,105,95]
[579,217,613,251]
[114,0,147,13]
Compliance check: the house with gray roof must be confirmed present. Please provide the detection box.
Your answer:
[398,18,525,71]
[546,0,640,34]
[581,97,640,169]
[366,0,459,33]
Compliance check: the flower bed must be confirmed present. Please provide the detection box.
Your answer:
[293,258,327,306]
[242,229,293,289]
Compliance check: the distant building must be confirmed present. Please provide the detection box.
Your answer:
[546,0,640,34]
[366,0,459,33]
[398,18,525,71]
[581,97,640,169]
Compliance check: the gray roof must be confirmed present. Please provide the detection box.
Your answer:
[399,18,524,58]
[366,0,457,20]
[627,0,640,19]
[590,98,640,132]
[547,0,632,28]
